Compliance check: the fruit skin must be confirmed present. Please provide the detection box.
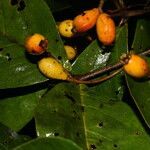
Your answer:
[38,57,70,80]
[58,20,74,38]
[64,45,77,60]
[25,33,48,54]
[96,13,116,45]
[73,8,100,33]
[123,54,149,78]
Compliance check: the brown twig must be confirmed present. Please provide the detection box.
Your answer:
[69,68,122,84]
[111,0,125,9]
[98,0,104,12]
[109,9,150,17]
[74,62,123,81]
[140,49,150,56]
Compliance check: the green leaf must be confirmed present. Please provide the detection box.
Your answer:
[104,24,128,100]
[0,123,31,149]
[13,137,82,150]
[0,144,7,150]
[0,0,67,89]
[71,40,110,75]
[0,87,46,131]
[35,83,87,149]
[0,123,14,145]
[0,45,46,89]
[125,19,150,127]
[80,85,150,150]
[131,19,150,52]
[126,76,150,127]
[108,24,128,63]
[35,83,150,149]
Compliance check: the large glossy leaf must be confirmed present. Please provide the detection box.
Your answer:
[103,24,128,100]
[0,144,7,150]
[125,19,150,127]
[0,87,46,131]
[35,82,150,149]
[0,123,31,149]
[13,137,82,150]
[71,40,110,75]
[0,0,67,89]
[79,84,150,150]
[35,83,87,149]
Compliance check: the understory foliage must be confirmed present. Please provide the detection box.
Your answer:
[0,0,150,149]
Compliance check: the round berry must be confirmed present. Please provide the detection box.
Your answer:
[58,20,75,38]
[25,33,48,55]
[123,54,149,78]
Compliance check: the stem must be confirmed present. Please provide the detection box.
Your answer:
[111,0,125,9]
[108,8,150,17]
[75,62,123,81]
[74,49,150,81]
[98,0,104,12]
[140,49,150,56]
[69,69,122,84]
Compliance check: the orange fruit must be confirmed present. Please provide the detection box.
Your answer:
[25,33,48,55]
[73,8,100,32]
[96,13,116,45]
[123,54,149,78]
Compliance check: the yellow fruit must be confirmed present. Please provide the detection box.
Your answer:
[96,13,116,45]
[58,20,74,38]
[25,33,48,55]
[64,45,77,60]
[123,54,149,78]
[73,8,100,33]
[38,57,70,80]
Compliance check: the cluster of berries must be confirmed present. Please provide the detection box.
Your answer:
[58,8,116,46]
[24,7,149,82]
